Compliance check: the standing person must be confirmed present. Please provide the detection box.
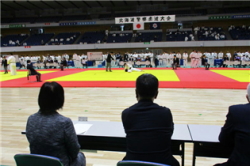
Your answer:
[106,52,114,72]
[27,60,42,82]
[226,51,232,61]
[182,51,188,68]
[7,54,17,75]
[122,74,180,166]
[201,55,210,70]
[172,55,179,70]
[154,54,159,68]
[211,51,217,67]
[196,51,202,68]
[26,82,86,166]
[73,53,78,68]
[190,50,196,68]
[1,56,8,74]
[214,84,250,166]
[60,57,68,71]
[124,52,129,62]
[162,52,168,67]
[176,52,181,65]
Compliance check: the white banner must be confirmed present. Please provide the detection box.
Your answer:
[115,15,175,24]
[87,52,103,61]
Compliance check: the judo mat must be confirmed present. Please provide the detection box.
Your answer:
[0,68,249,89]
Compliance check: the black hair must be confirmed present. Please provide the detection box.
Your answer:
[38,82,64,114]
[136,74,158,99]
[27,60,31,63]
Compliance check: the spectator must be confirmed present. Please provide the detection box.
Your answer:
[122,74,180,166]
[26,82,86,166]
[214,84,250,166]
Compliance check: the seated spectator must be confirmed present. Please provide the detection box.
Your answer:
[122,74,180,166]
[214,84,250,166]
[26,82,86,166]
[27,60,41,82]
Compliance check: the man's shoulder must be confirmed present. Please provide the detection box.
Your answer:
[229,103,250,113]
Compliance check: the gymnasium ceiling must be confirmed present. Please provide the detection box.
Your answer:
[1,0,250,12]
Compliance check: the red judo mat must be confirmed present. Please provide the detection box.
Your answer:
[0,68,249,89]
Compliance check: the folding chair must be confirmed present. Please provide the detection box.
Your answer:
[14,154,63,166]
[117,160,170,166]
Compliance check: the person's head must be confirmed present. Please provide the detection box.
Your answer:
[136,74,158,101]
[247,84,250,103]
[27,60,31,63]
[38,82,64,114]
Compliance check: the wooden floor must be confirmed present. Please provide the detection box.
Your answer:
[0,87,247,166]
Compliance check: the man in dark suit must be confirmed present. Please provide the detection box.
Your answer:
[124,52,129,62]
[214,84,250,166]
[60,57,68,71]
[106,52,114,72]
[1,56,8,74]
[172,55,179,70]
[122,74,180,166]
[27,60,41,82]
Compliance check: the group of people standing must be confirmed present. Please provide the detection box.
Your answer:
[102,50,250,70]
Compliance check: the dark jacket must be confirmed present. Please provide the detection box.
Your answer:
[27,63,38,75]
[219,103,250,166]
[2,59,8,67]
[122,99,179,166]
[106,54,114,63]
[26,111,81,166]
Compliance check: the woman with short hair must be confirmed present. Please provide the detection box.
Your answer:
[26,82,86,166]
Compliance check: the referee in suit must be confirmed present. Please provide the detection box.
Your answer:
[106,52,114,72]
[214,84,250,166]
[27,60,41,82]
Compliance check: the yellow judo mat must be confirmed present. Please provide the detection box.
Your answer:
[211,70,250,82]
[47,70,180,82]
[0,71,56,82]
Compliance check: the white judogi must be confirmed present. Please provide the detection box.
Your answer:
[42,56,47,63]
[31,56,37,63]
[244,51,249,58]
[57,55,62,63]
[211,52,217,66]
[218,52,223,59]
[7,56,17,75]
[76,55,81,68]
[125,63,141,72]
[72,53,78,68]
[226,52,231,60]
[50,55,55,61]
[182,52,188,67]
[111,54,116,66]
[169,53,174,66]
[64,54,69,61]
[206,52,213,66]
[197,52,202,67]
[176,53,181,66]
[161,53,167,66]
[158,54,163,66]
[25,56,30,66]
[102,54,107,62]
